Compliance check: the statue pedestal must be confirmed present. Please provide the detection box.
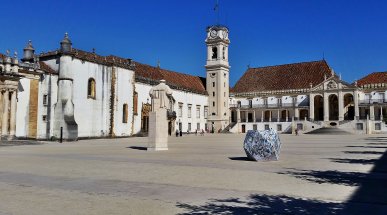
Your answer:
[148,108,168,151]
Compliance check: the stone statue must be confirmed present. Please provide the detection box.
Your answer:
[149,80,172,111]
[148,80,173,151]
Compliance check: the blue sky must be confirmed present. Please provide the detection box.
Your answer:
[1,0,386,86]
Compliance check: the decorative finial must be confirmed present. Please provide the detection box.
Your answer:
[6,49,10,56]
[65,32,68,38]
[157,60,160,68]
[92,48,96,53]
[14,51,18,58]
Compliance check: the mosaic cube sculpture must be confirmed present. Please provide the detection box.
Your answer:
[243,129,281,161]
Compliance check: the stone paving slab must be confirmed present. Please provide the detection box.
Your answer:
[0,134,386,214]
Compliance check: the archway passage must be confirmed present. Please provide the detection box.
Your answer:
[344,93,354,120]
[299,109,308,120]
[264,110,271,121]
[141,103,152,132]
[231,110,236,123]
[314,95,324,121]
[281,110,288,121]
[329,94,339,121]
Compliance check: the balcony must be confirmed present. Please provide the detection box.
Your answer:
[359,99,386,105]
[230,103,308,109]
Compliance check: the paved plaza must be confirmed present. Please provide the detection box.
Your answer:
[0,134,386,215]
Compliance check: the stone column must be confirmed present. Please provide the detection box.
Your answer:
[253,110,256,122]
[295,108,299,121]
[245,111,248,122]
[269,111,272,122]
[0,91,3,131]
[237,108,241,123]
[324,93,329,121]
[309,94,314,121]
[338,91,344,121]
[1,90,9,136]
[207,46,212,60]
[261,110,264,122]
[370,105,375,120]
[381,106,383,121]
[286,110,289,122]
[354,90,359,120]
[277,109,280,122]
[9,90,17,138]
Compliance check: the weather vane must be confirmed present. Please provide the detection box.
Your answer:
[214,0,220,25]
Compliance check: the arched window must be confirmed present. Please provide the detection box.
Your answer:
[87,78,96,99]
[123,103,128,123]
[133,91,138,115]
[212,47,217,59]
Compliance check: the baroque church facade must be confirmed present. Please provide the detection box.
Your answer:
[1,25,387,140]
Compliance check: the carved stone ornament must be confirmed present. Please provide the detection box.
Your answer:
[327,81,337,89]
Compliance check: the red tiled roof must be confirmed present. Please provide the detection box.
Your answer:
[39,62,56,74]
[135,62,206,95]
[39,49,134,70]
[232,60,333,94]
[39,48,207,94]
[357,72,387,86]
[0,53,5,60]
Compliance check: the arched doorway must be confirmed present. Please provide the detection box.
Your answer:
[344,93,354,120]
[141,103,152,132]
[314,95,324,121]
[329,94,339,120]
[299,109,308,120]
[281,110,288,121]
[264,110,271,121]
[231,110,236,122]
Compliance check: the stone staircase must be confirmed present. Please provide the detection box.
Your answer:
[221,122,237,133]
[305,127,352,135]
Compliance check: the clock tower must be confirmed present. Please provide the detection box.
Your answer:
[205,25,230,132]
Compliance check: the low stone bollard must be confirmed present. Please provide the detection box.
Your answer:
[243,129,281,161]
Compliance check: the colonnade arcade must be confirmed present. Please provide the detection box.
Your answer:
[0,79,19,140]
[310,92,357,122]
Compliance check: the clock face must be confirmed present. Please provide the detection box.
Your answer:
[210,30,217,38]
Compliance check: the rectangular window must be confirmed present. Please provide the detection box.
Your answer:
[188,104,192,118]
[188,123,191,131]
[42,115,47,122]
[197,123,200,130]
[253,124,257,130]
[224,92,226,97]
[204,106,208,119]
[123,104,128,123]
[277,124,282,131]
[375,123,381,130]
[264,124,270,130]
[213,92,215,97]
[178,103,183,117]
[196,106,200,118]
[297,123,303,130]
[43,94,48,106]
[356,123,363,130]
[212,82,215,87]
[213,101,215,107]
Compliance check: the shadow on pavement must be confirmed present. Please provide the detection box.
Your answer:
[127,146,147,151]
[177,194,343,215]
[177,137,387,214]
[228,157,253,161]
[329,158,379,165]
[343,151,384,155]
